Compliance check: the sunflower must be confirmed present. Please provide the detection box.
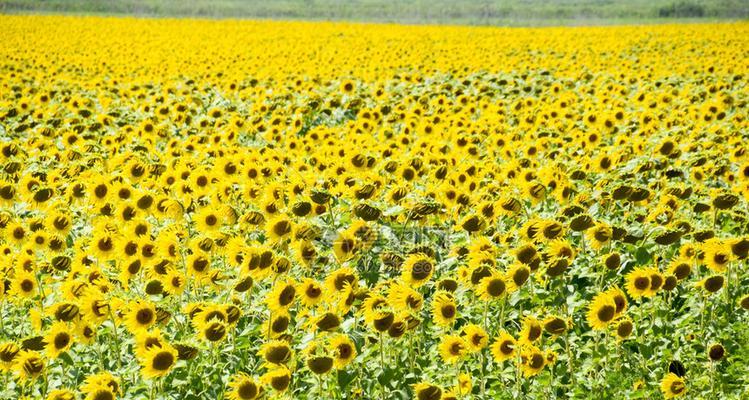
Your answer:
[267,278,297,312]
[667,258,692,280]
[82,385,117,400]
[519,315,543,344]
[227,372,260,400]
[400,253,435,287]
[413,382,442,400]
[456,373,472,396]
[520,345,546,377]
[11,270,38,299]
[44,321,74,358]
[139,342,178,379]
[261,366,292,393]
[89,230,117,262]
[329,334,357,369]
[80,372,120,398]
[438,335,467,364]
[266,214,294,242]
[697,275,724,294]
[586,221,612,250]
[542,315,570,336]
[614,317,634,340]
[587,292,617,330]
[194,206,223,232]
[13,350,44,380]
[0,341,20,372]
[605,286,628,317]
[461,323,488,352]
[388,282,423,312]
[702,239,732,272]
[333,231,359,263]
[46,388,76,400]
[490,331,516,362]
[124,301,157,333]
[261,340,293,365]
[660,373,687,399]
[134,329,164,358]
[199,320,228,343]
[503,263,530,293]
[431,291,458,327]
[297,278,324,308]
[625,267,651,299]
[163,270,186,295]
[476,273,507,301]
[325,267,358,293]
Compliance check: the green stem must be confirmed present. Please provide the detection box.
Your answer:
[379,332,386,400]
[565,333,576,387]
[107,306,123,370]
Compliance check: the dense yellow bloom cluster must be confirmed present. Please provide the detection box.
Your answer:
[0,15,747,399]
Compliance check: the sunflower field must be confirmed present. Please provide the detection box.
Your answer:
[0,15,748,400]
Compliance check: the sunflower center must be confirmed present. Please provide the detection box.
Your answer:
[487,278,506,297]
[597,305,616,323]
[54,332,71,349]
[238,381,258,399]
[279,285,296,306]
[529,353,544,369]
[634,276,650,290]
[152,351,175,371]
[92,390,114,400]
[136,309,154,325]
[20,279,34,292]
[97,237,113,252]
[411,260,432,281]
[441,304,456,319]
[205,322,227,342]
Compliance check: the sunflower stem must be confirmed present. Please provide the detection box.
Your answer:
[564,333,576,388]
[107,306,123,370]
[499,297,506,333]
[379,331,386,400]
[515,351,522,397]
[479,349,486,398]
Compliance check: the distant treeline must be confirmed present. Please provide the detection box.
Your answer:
[1,0,747,24]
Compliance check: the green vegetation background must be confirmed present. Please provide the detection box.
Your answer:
[1,0,748,25]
